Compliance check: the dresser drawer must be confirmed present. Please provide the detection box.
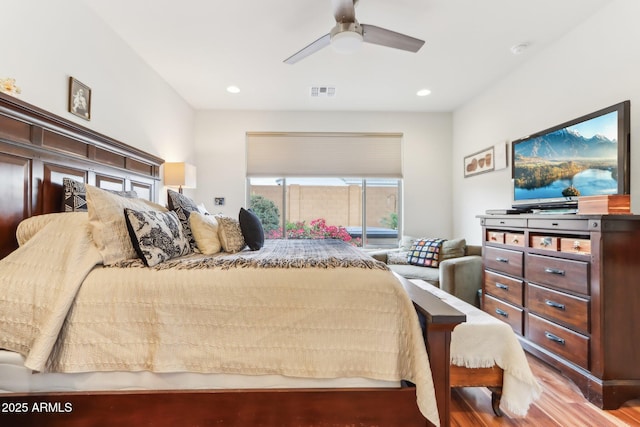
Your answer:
[484,270,523,307]
[530,235,560,251]
[484,246,524,277]
[528,218,590,231]
[525,253,589,294]
[487,231,505,244]
[527,313,589,369]
[484,294,523,335]
[527,283,589,334]
[483,217,527,228]
[560,237,591,255]
[504,232,525,247]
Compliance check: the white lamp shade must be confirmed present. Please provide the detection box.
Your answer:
[164,162,197,189]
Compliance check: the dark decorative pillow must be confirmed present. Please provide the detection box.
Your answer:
[238,207,265,251]
[63,177,138,212]
[407,238,446,267]
[124,208,191,267]
[167,189,199,250]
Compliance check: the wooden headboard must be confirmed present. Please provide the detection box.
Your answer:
[0,92,164,259]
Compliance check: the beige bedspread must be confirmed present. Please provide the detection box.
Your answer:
[0,214,440,425]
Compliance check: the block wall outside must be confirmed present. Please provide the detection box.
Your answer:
[249,185,397,228]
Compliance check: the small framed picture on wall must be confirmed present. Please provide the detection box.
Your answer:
[68,77,91,121]
[464,146,495,178]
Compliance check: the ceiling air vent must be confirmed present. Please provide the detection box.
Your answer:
[310,86,336,97]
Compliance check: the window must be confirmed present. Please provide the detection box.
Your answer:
[246,132,403,248]
[248,177,401,248]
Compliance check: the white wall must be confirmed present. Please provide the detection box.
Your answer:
[194,110,453,239]
[3,0,195,169]
[452,0,640,245]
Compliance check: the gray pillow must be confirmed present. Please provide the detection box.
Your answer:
[440,238,467,261]
[387,251,409,265]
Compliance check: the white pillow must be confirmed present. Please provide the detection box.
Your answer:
[189,211,222,255]
[197,203,210,215]
[86,184,167,265]
[399,235,417,251]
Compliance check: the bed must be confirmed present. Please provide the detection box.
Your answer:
[0,92,465,427]
[1,208,444,423]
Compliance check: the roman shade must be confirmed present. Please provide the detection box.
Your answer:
[246,132,403,178]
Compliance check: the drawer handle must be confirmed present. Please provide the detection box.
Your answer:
[544,331,565,345]
[496,257,509,263]
[495,283,509,291]
[545,299,566,310]
[495,308,509,318]
[544,268,565,276]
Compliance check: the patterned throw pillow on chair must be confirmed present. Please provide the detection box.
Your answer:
[407,238,446,267]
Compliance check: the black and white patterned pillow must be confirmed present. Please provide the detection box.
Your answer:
[124,208,191,266]
[63,178,89,212]
[167,189,199,250]
[63,177,137,212]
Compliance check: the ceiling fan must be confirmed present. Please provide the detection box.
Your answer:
[284,0,425,64]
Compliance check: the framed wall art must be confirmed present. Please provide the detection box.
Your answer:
[68,77,91,121]
[464,146,494,178]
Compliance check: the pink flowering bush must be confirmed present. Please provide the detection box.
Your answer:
[266,218,361,246]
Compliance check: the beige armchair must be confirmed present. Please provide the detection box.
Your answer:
[369,237,483,307]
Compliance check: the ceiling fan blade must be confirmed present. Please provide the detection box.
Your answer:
[361,24,425,52]
[332,0,357,23]
[283,33,331,64]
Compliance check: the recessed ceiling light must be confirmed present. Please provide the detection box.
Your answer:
[226,85,240,94]
[416,89,431,97]
[510,43,530,55]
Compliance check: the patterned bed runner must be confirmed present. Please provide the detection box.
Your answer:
[111,239,390,271]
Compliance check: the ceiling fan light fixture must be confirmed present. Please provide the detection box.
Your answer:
[331,31,363,54]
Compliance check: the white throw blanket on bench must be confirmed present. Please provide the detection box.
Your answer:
[410,279,542,416]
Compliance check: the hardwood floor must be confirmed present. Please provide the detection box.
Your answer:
[451,354,640,426]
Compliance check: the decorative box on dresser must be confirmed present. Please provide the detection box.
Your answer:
[478,213,640,410]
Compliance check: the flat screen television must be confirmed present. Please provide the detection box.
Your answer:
[511,100,630,212]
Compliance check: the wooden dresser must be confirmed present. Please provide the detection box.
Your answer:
[478,213,640,409]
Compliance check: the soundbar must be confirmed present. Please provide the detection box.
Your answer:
[485,208,529,215]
